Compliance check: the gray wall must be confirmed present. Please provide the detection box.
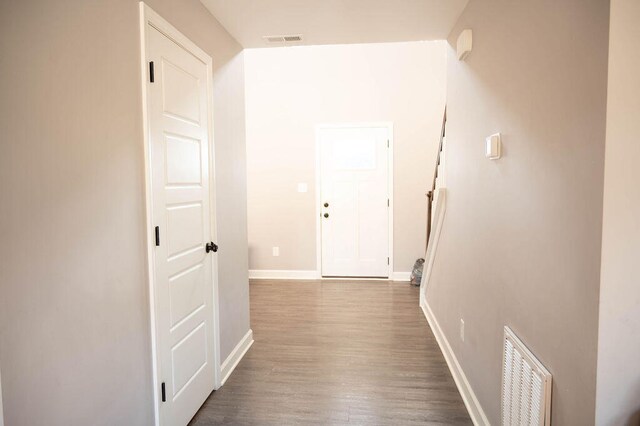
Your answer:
[0,0,249,424]
[596,0,640,424]
[426,0,609,424]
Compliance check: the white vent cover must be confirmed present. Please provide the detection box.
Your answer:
[264,35,285,43]
[502,327,552,426]
[262,34,303,44]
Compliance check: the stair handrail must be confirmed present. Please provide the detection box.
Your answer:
[426,107,447,252]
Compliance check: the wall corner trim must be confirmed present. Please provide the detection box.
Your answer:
[220,329,254,387]
[249,270,321,280]
[391,271,411,281]
[420,300,490,426]
[420,188,447,307]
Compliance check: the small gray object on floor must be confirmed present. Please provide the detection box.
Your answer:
[410,258,425,286]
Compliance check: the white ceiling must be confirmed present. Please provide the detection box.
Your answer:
[200,0,469,48]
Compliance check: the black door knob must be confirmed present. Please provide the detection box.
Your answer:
[324,202,329,208]
[323,213,329,218]
[206,242,218,253]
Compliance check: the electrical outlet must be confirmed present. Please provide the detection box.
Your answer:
[272,247,280,257]
[460,319,465,342]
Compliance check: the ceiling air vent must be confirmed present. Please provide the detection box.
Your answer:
[264,36,285,43]
[263,34,303,45]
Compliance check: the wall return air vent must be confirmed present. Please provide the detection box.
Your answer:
[502,327,552,426]
[263,34,303,45]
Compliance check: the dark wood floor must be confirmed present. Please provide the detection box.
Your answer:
[190,279,472,425]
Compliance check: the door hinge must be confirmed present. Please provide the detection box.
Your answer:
[149,61,155,83]
[387,198,389,207]
[161,382,166,402]
[155,226,160,246]
[387,257,390,265]
[387,139,389,148]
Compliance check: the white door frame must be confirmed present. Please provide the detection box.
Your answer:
[0,365,4,426]
[315,122,394,278]
[139,4,221,425]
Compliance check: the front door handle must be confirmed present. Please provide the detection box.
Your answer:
[206,242,218,253]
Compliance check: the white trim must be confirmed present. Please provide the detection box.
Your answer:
[220,329,254,386]
[315,128,323,280]
[320,277,390,281]
[420,188,447,306]
[421,301,490,426]
[139,4,221,425]
[314,122,394,278]
[249,271,401,282]
[0,366,4,426]
[390,271,411,281]
[439,136,447,188]
[249,269,320,280]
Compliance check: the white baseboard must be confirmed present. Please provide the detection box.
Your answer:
[391,271,411,281]
[249,269,413,281]
[421,301,490,426]
[250,269,413,281]
[220,329,254,386]
[249,270,320,280]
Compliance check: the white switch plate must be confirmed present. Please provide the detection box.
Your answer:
[272,247,280,257]
[297,183,308,193]
[460,318,465,342]
[485,133,502,160]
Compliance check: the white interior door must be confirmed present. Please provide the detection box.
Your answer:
[146,21,217,426]
[319,126,390,277]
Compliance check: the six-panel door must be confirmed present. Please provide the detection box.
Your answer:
[148,24,216,426]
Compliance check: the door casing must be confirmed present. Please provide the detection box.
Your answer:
[0,365,4,426]
[315,123,394,278]
[139,3,221,425]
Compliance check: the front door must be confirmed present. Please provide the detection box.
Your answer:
[319,126,390,277]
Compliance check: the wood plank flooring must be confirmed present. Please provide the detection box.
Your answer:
[189,279,472,425]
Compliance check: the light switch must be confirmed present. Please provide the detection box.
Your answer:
[485,133,502,160]
[297,183,308,193]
